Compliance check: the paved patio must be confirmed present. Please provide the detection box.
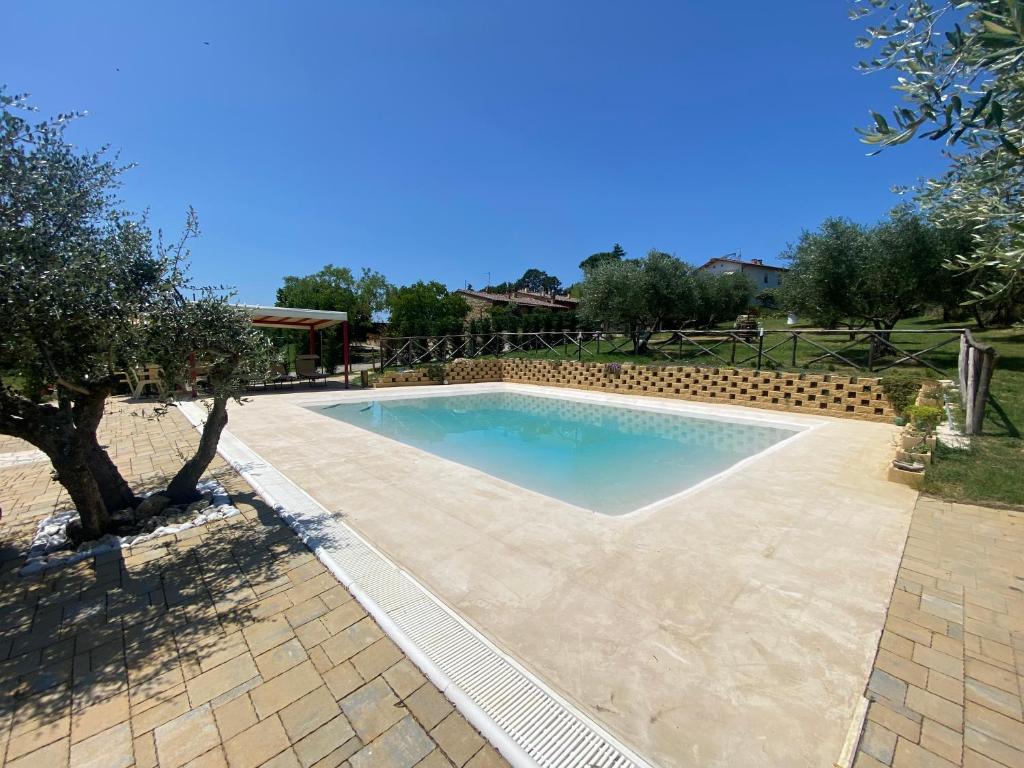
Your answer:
[221,383,920,767]
[853,497,1024,768]
[0,400,507,768]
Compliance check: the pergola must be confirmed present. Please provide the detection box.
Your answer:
[243,305,350,387]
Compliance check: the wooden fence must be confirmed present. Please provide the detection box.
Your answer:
[958,330,997,435]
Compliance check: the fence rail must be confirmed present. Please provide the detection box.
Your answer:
[381,328,968,375]
[381,327,1000,433]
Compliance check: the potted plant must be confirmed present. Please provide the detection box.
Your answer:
[901,404,943,451]
[880,374,922,426]
[425,362,447,384]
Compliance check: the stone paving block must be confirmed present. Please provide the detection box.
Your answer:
[383,659,427,700]
[869,668,909,705]
[352,637,404,681]
[6,714,70,761]
[921,718,963,765]
[256,637,309,681]
[154,703,221,768]
[70,689,129,742]
[279,685,341,742]
[965,677,1023,720]
[321,660,364,702]
[186,653,260,708]
[322,617,383,666]
[350,716,434,768]
[213,692,258,741]
[185,746,229,768]
[859,720,897,765]
[466,745,507,768]
[868,700,923,742]
[69,720,134,768]
[341,678,406,743]
[132,689,191,734]
[430,712,485,767]
[223,713,291,768]
[250,660,323,720]
[965,701,1024,751]
[405,683,454,731]
[878,649,930,688]
[243,616,294,657]
[6,736,69,768]
[293,715,359,767]
[927,670,964,706]
[964,725,1024,767]
[914,644,964,681]
[893,736,958,767]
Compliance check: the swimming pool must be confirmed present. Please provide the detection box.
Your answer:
[313,390,803,515]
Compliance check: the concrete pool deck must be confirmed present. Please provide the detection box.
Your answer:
[221,383,919,767]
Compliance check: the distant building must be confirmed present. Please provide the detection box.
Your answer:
[698,255,787,291]
[456,289,579,322]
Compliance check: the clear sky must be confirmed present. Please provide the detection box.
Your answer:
[4,1,946,304]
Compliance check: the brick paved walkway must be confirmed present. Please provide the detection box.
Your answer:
[854,496,1024,768]
[0,400,508,768]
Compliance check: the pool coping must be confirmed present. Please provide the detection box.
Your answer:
[178,397,655,768]
[291,382,830,519]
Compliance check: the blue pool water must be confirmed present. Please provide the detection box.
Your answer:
[313,392,799,515]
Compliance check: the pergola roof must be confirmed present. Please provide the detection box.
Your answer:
[242,304,347,331]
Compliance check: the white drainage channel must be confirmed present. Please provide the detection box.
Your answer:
[178,401,652,768]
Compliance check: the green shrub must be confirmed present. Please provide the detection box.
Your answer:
[881,374,923,416]
[905,404,944,434]
[424,363,446,382]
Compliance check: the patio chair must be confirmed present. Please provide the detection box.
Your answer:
[271,362,298,389]
[294,355,329,386]
[129,364,166,398]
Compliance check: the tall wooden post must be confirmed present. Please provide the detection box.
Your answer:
[342,320,350,389]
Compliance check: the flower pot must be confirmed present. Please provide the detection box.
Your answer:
[888,461,925,490]
[896,449,931,466]
[901,432,926,451]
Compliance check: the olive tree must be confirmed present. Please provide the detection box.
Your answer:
[579,250,695,353]
[0,90,268,539]
[778,210,959,334]
[854,0,1024,307]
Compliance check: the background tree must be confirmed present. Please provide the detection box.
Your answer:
[690,271,754,329]
[515,268,562,294]
[779,210,956,334]
[579,250,694,353]
[777,217,873,328]
[854,0,1024,312]
[0,90,268,539]
[387,281,470,336]
[275,264,390,369]
[579,243,626,273]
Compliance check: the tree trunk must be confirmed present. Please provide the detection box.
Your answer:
[72,389,137,511]
[84,437,137,511]
[0,389,113,538]
[165,395,228,504]
[48,446,110,540]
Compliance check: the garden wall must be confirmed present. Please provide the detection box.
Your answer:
[375,359,895,422]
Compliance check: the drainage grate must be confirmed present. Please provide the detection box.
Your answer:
[179,401,652,768]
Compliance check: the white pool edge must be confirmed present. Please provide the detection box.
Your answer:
[295,381,829,519]
[178,398,655,768]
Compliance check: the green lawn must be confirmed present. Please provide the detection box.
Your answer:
[922,324,1024,507]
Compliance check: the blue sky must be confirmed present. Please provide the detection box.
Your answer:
[4,1,946,303]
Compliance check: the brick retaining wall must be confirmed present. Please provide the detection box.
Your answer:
[375,359,895,421]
